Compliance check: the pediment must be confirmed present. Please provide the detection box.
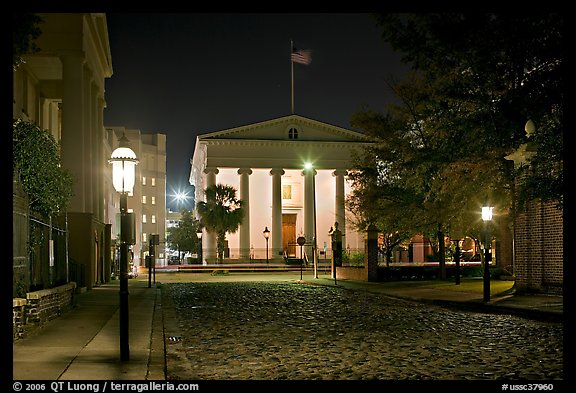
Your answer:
[199,114,368,143]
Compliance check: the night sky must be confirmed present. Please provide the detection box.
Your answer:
[103,13,411,210]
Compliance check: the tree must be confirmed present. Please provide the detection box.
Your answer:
[348,13,563,276]
[13,13,43,70]
[166,210,200,261]
[13,119,74,217]
[378,231,407,267]
[373,13,563,210]
[196,184,244,263]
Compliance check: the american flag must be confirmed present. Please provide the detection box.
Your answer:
[291,48,312,65]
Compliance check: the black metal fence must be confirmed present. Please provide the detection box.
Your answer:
[28,215,68,292]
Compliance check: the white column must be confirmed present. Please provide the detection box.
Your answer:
[270,168,285,260]
[203,167,219,263]
[302,168,317,256]
[49,101,60,139]
[333,169,347,245]
[88,80,100,220]
[40,97,50,130]
[96,95,105,222]
[238,168,252,260]
[61,53,86,212]
[83,66,94,214]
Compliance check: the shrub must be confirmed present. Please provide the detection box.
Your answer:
[13,119,73,217]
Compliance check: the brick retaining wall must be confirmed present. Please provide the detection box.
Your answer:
[13,282,77,341]
[336,266,367,281]
[13,298,27,341]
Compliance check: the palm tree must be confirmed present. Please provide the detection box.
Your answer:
[196,184,244,263]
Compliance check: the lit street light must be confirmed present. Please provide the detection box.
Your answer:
[108,133,139,361]
[482,205,493,303]
[174,190,190,206]
[196,228,203,264]
[263,226,270,264]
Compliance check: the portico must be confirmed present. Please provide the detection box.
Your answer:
[189,115,373,263]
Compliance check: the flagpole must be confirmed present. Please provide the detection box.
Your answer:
[290,39,294,114]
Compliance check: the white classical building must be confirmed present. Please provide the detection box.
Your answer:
[189,114,373,263]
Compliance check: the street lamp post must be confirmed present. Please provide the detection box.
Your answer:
[453,239,461,286]
[196,228,203,264]
[108,133,138,361]
[297,236,306,281]
[263,226,270,264]
[482,205,493,303]
[329,226,336,286]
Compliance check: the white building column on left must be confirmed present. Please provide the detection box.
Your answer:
[203,167,219,263]
[302,168,317,257]
[237,168,252,260]
[270,168,285,260]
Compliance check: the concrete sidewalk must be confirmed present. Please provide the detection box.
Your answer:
[12,280,163,380]
[12,271,563,381]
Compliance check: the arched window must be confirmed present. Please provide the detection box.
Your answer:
[288,127,299,139]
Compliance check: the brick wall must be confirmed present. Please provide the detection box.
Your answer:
[13,298,27,341]
[13,282,77,341]
[336,266,368,281]
[514,197,563,294]
[336,227,379,282]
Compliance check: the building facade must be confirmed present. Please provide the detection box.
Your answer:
[106,127,167,270]
[189,114,374,263]
[140,132,168,266]
[13,13,168,291]
[505,133,563,294]
[13,13,113,290]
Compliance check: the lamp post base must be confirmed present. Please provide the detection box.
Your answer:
[483,249,491,303]
[119,284,129,361]
[120,192,130,361]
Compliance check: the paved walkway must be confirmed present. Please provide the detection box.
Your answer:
[12,271,564,381]
[12,280,163,380]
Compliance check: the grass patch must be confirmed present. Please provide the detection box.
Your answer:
[211,269,230,276]
[419,279,514,296]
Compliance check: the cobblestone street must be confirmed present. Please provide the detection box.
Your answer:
[162,281,563,381]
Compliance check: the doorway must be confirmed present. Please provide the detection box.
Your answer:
[282,214,297,257]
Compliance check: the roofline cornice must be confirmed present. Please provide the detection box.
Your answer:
[198,138,374,148]
[198,114,368,141]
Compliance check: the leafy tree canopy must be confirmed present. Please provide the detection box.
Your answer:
[13,119,74,217]
[374,13,563,209]
[166,209,201,258]
[13,13,43,70]
[347,13,563,247]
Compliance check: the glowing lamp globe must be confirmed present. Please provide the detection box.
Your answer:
[481,206,493,222]
[109,134,139,194]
